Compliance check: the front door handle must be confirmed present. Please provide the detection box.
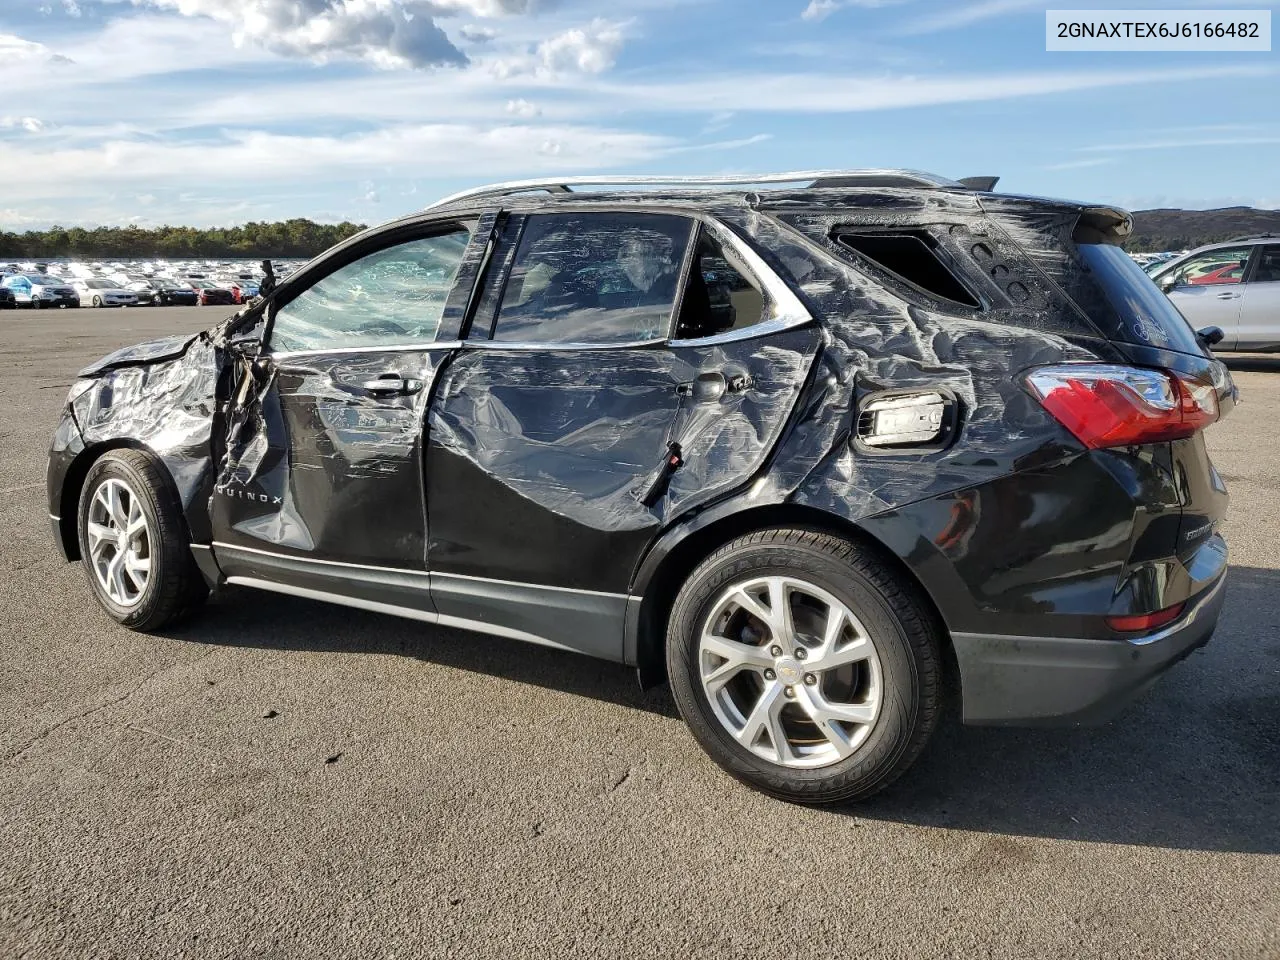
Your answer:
[1216,292,1242,300]
[361,373,424,396]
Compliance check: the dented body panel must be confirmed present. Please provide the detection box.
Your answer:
[48,180,1231,726]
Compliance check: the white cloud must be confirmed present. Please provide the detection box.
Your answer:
[0,123,674,203]
[900,0,1041,34]
[0,33,54,60]
[459,24,497,43]
[0,116,46,133]
[505,97,541,117]
[1045,157,1114,171]
[801,0,906,20]
[493,18,628,77]
[131,0,473,69]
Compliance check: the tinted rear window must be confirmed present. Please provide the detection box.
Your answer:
[1077,244,1204,355]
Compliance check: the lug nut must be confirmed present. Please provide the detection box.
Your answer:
[784,686,796,698]
[763,669,776,681]
[770,645,783,657]
[794,648,807,660]
[804,673,817,686]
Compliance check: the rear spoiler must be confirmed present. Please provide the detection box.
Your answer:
[1073,206,1134,246]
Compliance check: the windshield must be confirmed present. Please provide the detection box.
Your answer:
[1078,244,1204,355]
[86,280,113,289]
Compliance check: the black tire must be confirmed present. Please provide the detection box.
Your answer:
[76,449,209,631]
[92,296,102,308]
[666,528,942,805]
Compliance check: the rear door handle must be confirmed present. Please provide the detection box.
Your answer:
[1216,292,1242,300]
[360,373,423,396]
[675,372,752,402]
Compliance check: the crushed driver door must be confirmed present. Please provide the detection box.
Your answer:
[210,216,492,608]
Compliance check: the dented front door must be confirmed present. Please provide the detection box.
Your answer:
[210,222,483,599]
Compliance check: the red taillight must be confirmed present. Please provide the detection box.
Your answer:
[1024,364,1218,449]
[1105,602,1185,633]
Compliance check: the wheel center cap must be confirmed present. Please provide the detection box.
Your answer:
[776,659,803,685]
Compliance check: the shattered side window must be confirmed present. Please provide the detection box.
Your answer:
[271,226,473,352]
[490,213,693,345]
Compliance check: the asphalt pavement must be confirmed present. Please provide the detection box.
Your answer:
[1,306,1277,959]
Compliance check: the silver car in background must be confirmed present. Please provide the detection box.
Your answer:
[1150,236,1280,351]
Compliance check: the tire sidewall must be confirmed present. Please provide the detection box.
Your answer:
[77,455,174,628]
[667,539,922,801]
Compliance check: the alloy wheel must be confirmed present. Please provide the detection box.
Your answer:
[86,477,152,608]
[698,575,883,769]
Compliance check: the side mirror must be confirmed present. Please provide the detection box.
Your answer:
[1159,275,1179,293]
[1197,326,1225,347]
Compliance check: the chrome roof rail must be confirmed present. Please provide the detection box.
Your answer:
[425,169,966,210]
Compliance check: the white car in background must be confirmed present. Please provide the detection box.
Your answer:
[72,278,138,308]
[1150,236,1280,351]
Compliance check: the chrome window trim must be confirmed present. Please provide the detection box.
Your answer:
[462,338,666,353]
[466,211,812,352]
[268,340,463,361]
[667,217,813,347]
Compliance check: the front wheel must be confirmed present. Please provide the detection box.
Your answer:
[666,528,942,804]
[77,450,208,631]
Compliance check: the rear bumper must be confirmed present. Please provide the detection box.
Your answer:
[954,569,1226,726]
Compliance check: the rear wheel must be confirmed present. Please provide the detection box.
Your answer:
[667,528,942,804]
[77,450,208,631]
[92,296,102,308]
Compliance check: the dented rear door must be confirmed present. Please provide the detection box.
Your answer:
[424,210,820,660]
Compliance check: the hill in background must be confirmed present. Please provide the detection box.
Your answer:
[2,208,1278,260]
[1128,207,1280,252]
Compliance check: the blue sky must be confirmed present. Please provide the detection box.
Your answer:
[0,0,1276,229]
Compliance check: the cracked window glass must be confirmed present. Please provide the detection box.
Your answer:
[491,213,693,345]
[271,226,473,352]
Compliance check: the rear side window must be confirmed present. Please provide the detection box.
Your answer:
[674,229,766,339]
[1077,243,1203,354]
[1254,246,1280,283]
[836,231,980,308]
[490,213,693,345]
[1160,247,1253,288]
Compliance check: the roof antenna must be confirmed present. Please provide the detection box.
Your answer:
[958,176,1000,192]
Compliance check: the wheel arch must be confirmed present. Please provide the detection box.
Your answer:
[57,439,184,561]
[628,502,959,696]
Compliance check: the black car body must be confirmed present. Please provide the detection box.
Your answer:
[0,286,15,309]
[155,285,200,306]
[46,171,1234,802]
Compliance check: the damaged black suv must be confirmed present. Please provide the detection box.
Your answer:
[48,170,1234,803]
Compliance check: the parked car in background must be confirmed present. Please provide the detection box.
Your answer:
[187,280,236,306]
[126,281,161,306]
[1150,236,1280,351]
[47,170,1234,804]
[154,281,201,306]
[73,279,138,308]
[3,274,80,308]
[224,279,260,304]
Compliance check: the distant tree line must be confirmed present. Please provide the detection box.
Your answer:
[1126,207,1280,253]
[0,219,368,260]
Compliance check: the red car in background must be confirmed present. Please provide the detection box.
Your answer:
[186,280,237,306]
[1188,262,1246,285]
